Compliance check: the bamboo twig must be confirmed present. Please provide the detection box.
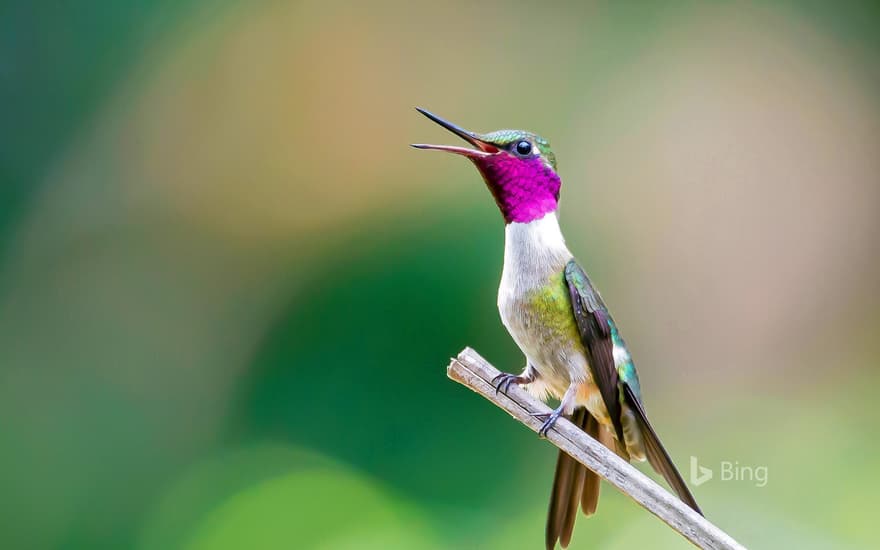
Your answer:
[447,347,746,550]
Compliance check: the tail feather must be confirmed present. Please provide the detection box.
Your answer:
[599,422,630,462]
[579,415,602,516]
[546,428,576,550]
[623,384,702,515]
[559,445,586,548]
[546,408,605,550]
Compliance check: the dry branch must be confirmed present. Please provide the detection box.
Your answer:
[447,347,746,550]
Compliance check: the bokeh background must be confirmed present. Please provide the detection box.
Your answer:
[2,1,879,548]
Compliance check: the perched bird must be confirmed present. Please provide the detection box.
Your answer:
[413,108,702,549]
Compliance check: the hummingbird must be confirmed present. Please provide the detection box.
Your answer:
[413,108,702,549]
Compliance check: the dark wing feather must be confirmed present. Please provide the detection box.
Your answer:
[563,259,701,518]
[622,384,703,515]
[564,260,624,442]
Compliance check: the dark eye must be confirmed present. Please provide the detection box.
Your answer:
[514,140,532,156]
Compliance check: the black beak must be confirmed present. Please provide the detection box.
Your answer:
[411,108,497,157]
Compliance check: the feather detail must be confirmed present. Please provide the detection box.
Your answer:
[546,409,608,550]
[564,260,624,442]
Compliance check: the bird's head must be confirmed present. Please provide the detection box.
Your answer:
[412,108,560,224]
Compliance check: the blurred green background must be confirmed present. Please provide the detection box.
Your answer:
[2,1,879,548]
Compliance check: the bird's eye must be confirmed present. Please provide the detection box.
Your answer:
[514,140,532,156]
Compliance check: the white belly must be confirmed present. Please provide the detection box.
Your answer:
[499,295,589,396]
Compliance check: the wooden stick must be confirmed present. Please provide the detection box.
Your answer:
[447,347,746,550]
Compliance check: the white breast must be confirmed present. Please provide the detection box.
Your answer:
[497,212,581,397]
[498,211,572,299]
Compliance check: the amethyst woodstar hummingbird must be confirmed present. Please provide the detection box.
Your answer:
[412,108,702,549]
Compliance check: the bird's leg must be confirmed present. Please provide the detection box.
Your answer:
[533,383,579,438]
[491,362,538,395]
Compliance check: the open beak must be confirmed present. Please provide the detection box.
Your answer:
[411,108,498,158]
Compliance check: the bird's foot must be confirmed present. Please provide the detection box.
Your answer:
[531,407,564,438]
[491,372,529,395]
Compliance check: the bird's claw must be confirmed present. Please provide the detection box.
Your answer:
[531,409,564,438]
[491,372,526,395]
